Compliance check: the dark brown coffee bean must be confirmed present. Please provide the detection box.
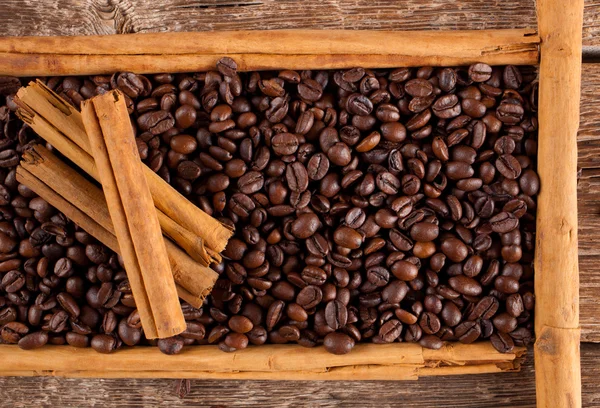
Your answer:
[495,154,522,180]
[492,312,518,333]
[455,321,481,344]
[286,162,309,192]
[376,172,400,195]
[18,331,48,350]
[379,319,403,342]
[297,285,323,309]
[440,237,468,262]
[237,171,264,194]
[325,300,348,330]
[323,332,355,355]
[157,336,185,355]
[388,261,417,284]
[490,332,515,353]
[419,312,441,334]
[468,63,492,82]
[271,133,299,156]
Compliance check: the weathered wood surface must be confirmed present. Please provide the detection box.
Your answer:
[0,0,599,406]
[0,0,595,48]
[0,344,597,407]
[578,64,600,342]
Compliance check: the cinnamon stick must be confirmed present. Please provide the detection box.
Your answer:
[534,0,583,406]
[15,82,227,264]
[15,81,233,254]
[16,145,214,308]
[0,29,540,75]
[82,90,185,339]
[0,342,525,380]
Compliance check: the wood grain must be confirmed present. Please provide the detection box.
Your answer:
[0,0,596,48]
[0,1,599,405]
[578,65,600,342]
[0,344,593,407]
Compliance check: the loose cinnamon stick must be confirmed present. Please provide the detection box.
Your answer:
[16,81,233,254]
[82,90,185,339]
[0,29,540,75]
[15,84,225,264]
[534,0,583,406]
[16,145,214,308]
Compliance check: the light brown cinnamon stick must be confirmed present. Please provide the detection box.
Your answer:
[534,0,583,406]
[0,29,540,75]
[82,90,185,339]
[0,342,526,380]
[15,85,222,265]
[16,81,234,254]
[16,145,214,308]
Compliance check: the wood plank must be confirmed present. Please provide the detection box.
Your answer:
[578,64,600,342]
[0,344,596,407]
[0,0,597,48]
[0,0,536,37]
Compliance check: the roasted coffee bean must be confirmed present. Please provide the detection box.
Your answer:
[333,226,363,249]
[325,300,348,330]
[468,63,492,82]
[455,321,481,344]
[496,154,522,179]
[490,332,514,353]
[419,312,441,334]
[448,275,482,296]
[1,321,28,343]
[118,319,141,346]
[271,133,299,156]
[379,319,402,342]
[440,237,469,262]
[286,162,309,192]
[228,315,254,334]
[323,332,355,355]
[157,336,185,355]
[307,153,330,181]
[237,171,264,194]
[18,331,48,350]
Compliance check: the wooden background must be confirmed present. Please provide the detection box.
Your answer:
[1,0,599,406]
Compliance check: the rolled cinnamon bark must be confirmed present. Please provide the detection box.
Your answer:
[82,90,185,339]
[534,0,583,407]
[0,29,539,75]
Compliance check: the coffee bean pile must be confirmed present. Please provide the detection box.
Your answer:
[0,60,537,355]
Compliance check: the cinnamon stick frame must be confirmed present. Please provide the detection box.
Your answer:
[0,25,580,393]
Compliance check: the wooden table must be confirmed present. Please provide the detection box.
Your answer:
[1,0,599,406]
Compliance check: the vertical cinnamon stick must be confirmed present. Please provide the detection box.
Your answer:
[82,90,185,339]
[535,0,583,407]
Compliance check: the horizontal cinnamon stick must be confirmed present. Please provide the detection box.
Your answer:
[16,145,214,308]
[0,342,526,380]
[82,90,185,339]
[0,29,539,75]
[15,81,231,261]
[15,81,233,254]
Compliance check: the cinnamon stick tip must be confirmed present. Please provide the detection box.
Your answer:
[20,145,44,165]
